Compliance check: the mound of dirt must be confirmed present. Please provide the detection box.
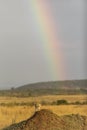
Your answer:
[3,109,87,130]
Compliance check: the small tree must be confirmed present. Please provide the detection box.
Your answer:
[57,99,68,105]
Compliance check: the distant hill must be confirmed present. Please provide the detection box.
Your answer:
[17,79,87,90]
[0,79,87,97]
[3,109,87,130]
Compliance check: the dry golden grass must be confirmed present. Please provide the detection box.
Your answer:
[0,95,87,129]
[0,106,34,129]
[0,95,87,104]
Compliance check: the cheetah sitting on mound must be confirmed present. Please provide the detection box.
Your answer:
[34,103,41,112]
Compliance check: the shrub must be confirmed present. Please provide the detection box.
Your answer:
[57,99,68,105]
[74,101,81,105]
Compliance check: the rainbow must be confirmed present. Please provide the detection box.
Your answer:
[28,1,65,80]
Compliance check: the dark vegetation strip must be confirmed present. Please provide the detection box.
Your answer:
[0,88,87,97]
[1,100,87,107]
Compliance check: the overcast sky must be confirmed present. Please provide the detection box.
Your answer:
[0,0,85,89]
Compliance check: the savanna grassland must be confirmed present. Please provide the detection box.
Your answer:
[0,95,87,129]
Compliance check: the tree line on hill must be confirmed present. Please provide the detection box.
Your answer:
[0,79,87,97]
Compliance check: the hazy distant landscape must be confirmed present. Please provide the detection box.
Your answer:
[0,79,87,97]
